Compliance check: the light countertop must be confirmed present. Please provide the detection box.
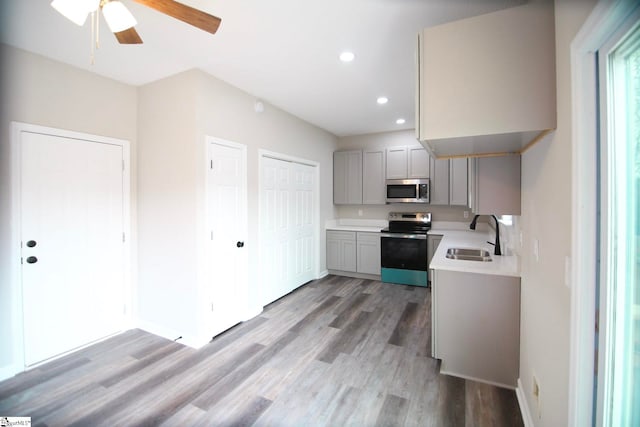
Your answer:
[428,229,520,278]
[326,219,520,277]
[325,219,387,233]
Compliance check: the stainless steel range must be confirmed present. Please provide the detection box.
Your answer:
[380,212,431,287]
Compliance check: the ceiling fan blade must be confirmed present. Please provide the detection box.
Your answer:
[131,0,221,35]
[114,27,144,44]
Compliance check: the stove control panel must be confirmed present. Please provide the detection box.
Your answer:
[388,212,432,223]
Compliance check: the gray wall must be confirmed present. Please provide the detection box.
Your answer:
[0,44,138,376]
[136,69,338,344]
[518,0,598,425]
[0,45,337,374]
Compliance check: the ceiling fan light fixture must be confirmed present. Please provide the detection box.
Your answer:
[51,0,91,26]
[86,0,101,13]
[102,1,137,33]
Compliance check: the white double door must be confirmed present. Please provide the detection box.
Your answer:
[19,128,127,367]
[261,156,316,305]
[207,139,248,336]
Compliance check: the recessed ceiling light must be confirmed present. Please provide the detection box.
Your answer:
[396,118,406,125]
[377,97,388,105]
[339,51,355,62]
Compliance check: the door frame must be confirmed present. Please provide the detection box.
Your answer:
[569,1,639,425]
[204,136,249,334]
[8,122,131,378]
[258,149,321,306]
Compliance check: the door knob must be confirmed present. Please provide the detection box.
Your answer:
[236,241,244,248]
[26,256,38,264]
[26,240,37,248]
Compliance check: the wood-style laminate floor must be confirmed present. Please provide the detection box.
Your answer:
[0,275,523,427]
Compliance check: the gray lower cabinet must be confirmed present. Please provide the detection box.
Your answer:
[327,230,380,276]
[431,269,520,388]
[326,231,357,271]
[427,234,443,270]
[356,232,381,275]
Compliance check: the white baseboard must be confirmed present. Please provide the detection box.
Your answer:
[326,270,380,281]
[439,369,516,390]
[136,319,200,348]
[317,270,329,279]
[180,334,212,350]
[242,306,263,322]
[517,377,535,427]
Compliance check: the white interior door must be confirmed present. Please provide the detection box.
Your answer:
[291,162,315,286]
[261,157,291,304]
[261,156,316,305]
[207,139,248,336]
[20,131,126,367]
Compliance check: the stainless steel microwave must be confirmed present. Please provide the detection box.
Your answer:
[386,179,430,203]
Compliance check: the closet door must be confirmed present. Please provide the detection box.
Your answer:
[261,156,317,305]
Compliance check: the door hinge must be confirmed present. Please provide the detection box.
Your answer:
[211,302,214,312]
[20,257,23,265]
[210,160,213,170]
[210,231,214,241]
[122,232,126,243]
[122,160,125,172]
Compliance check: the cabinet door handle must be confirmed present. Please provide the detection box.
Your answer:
[26,256,38,264]
[26,240,37,248]
[236,241,244,248]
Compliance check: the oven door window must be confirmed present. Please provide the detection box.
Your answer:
[386,185,417,199]
[381,236,427,271]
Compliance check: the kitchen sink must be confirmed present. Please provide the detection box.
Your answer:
[445,248,492,262]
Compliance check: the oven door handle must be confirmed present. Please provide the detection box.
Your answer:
[380,233,427,240]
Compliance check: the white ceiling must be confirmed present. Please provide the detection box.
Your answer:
[0,0,524,137]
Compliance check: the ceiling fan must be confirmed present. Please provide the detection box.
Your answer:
[51,0,222,45]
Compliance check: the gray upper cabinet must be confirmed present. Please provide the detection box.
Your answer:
[362,149,386,205]
[386,146,429,179]
[430,158,468,206]
[416,1,556,157]
[468,155,521,215]
[429,157,450,205]
[385,147,408,179]
[449,158,468,206]
[334,150,362,205]
[408,146,430,178]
